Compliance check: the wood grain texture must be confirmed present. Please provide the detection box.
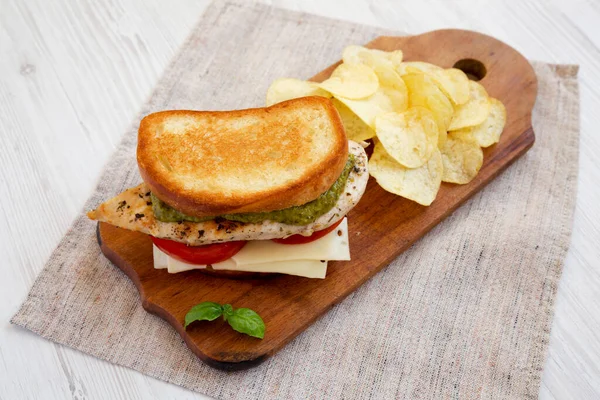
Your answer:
[96,30,537,370]
[1,0,598,399]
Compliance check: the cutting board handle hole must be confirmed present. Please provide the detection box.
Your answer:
[453,59,487,81]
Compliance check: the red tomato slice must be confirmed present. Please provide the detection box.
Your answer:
[272,219,344,245]
[151,237,247,265]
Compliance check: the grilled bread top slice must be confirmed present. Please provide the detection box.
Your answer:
[137,96,348,218]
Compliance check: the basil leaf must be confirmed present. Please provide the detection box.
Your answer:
[184,302,223,328]
[226,308,266,339]
[184,302,266,339]
[222,304,234,320]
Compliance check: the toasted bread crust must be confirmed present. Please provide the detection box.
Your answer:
[137,97,348,217]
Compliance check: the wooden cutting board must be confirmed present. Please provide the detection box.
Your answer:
[97,29,537,370]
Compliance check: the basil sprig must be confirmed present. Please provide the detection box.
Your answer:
[184,302,265,339]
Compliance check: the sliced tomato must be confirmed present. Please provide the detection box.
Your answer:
[151,236,247,265]
[272,219,344,245]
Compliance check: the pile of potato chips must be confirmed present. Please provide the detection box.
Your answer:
[266,45,506,206]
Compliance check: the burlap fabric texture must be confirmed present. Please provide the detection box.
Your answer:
[12,1,579,399]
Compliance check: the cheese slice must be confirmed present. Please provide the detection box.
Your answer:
[167,256,208,274]
[152,218,350,279]
[153,245,168,269]
[154,243,229,273]
[212,259,328,279]
[154,244,210,273]
[153,245,328,278]
[166,257,195,274]
[231,218,349,265]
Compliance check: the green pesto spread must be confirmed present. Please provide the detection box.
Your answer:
[152,155,355,226]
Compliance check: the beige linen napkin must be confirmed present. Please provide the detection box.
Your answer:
[11,1,579,399]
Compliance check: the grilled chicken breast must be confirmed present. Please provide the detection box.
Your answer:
[88,141,368,245]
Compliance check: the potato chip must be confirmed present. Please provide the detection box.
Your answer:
[372,63,409,112]
[335,86,406,128]
[440,134,484,184]
[438,68,470,105]
[396,61,443,76]
[402,73,454,147]
[375,108,438,168]
[342,45,403,69]
[448,80,491,131]
[383,84,409,114]
[319,63,379,100]
[372,63,406,92]
[266,48,493,206]
[388,51,404,68]
[332,98,376,142]
[397,63,470,105]
[343,45,390,67]
[265,78,331,106]
[337,48,408,114]
[451,98,506,147]
[369,141,443,206]
[403,66,427,76]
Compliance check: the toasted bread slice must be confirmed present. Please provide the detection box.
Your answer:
[137,96,348,218]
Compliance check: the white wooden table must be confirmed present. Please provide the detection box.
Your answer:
[1,0,598,398]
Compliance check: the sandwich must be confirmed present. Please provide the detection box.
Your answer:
[88,96,369,278]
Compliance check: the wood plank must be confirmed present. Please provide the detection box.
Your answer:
[97,29,537,370]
